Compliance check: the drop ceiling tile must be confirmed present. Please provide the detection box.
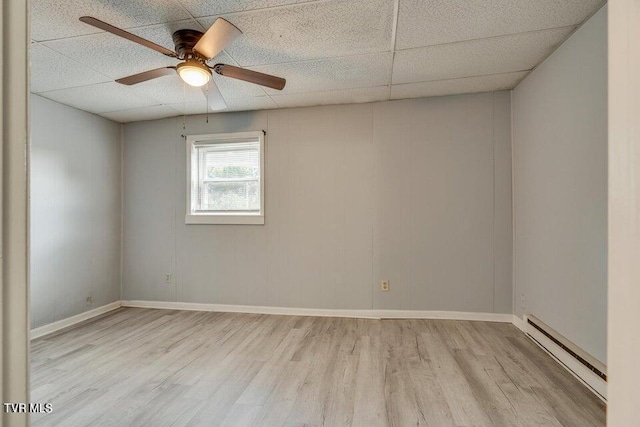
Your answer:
[168,100,217,116]
[211,72,268,99]
[30,43,111,93]
[392,27,574,85]
[128,19,204,52]
[169,96,278,114]
[390,71,529,99]
[226,96,279,111]
[39,82,160,114]
[100,105,180,123]
[179,0,311,17]
[396,0,604,49]
[197,0,394,66]
[271,86,389,109]
[210,52,268,99]
[131,74,208,104]
[31,0,191,41]
[252,52,392,95]
[43,31,178,80]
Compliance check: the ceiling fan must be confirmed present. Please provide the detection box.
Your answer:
[79,16,286,110]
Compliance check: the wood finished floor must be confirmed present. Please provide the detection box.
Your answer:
[31,308,606,427]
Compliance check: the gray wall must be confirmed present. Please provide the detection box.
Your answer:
[512,6,607,363]
[30,94,122,328]
[123,92,512,313]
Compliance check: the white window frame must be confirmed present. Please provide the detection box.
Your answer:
[186,131,265,225]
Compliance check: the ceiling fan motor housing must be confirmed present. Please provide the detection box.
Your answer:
[172,29,206,59]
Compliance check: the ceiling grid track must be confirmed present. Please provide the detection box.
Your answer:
[388,0,400,100]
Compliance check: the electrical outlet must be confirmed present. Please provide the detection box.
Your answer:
[165,273,172,284]
[381,280,389,292]
[85,296,93,306]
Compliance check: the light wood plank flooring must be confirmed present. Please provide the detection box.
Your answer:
[31,308,606,426]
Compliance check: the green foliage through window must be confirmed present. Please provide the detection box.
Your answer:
[207,165,258,179]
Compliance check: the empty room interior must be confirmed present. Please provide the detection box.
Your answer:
[18,0,622,425]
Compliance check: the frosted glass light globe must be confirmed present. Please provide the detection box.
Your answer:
[177,61,211,87]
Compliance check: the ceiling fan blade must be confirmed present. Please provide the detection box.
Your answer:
[79,16,177,58]
[201,80,227,111]
[193,18,242,60]
[116,67,176,85]
[213,64,286,90]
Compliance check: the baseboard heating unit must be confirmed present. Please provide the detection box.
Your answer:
[519,314,607,401]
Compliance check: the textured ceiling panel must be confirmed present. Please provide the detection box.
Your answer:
[128,19,204,52]
[253,52,393,95]
[198,0,394,66]
[169,96,278,115]
[30,43,110,93]
[28,0,605,122]
[31,0,190,41]
[390,71,529,100]
[100,105,180,122]
[179,0,310,17]
[43,31,178,80]
[392,27,574,85]
[225,96,279,111]
[167,100,214,116]
[210,52,268,99]
[39,82,160,113]
[272,86,389,109]
[130,74,206,104]
[396,0,605,49]
[211,72,269,99]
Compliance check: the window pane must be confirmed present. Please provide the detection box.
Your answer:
[204,142,259,178]
[202,180,260,211]
[195,140,261,213]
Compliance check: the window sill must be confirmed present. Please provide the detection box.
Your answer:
[185,214,265,225]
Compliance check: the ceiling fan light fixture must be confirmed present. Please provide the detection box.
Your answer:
[177,60,211,87]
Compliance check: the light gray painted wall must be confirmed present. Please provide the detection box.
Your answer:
[123,92,512,314]
[512,6,607,363]
[30,94,122,328]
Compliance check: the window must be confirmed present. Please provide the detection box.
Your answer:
[186,131,264,224]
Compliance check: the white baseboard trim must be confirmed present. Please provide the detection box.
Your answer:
[376,310,512,322]
[121,300,513,322]
[512,314,528,331]
[511,314,607,402]
[30,301,122,340]
[123,300,379,318]
[29,300,512,341]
